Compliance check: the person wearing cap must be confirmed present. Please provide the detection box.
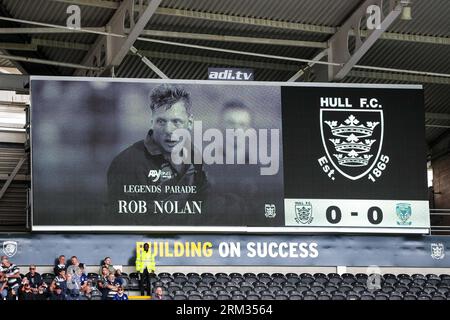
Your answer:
[50,268,67,293]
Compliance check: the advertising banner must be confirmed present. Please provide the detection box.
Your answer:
[1,234,448,267]
[30,78,429,233]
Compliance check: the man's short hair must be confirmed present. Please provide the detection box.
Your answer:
[149,84,192,114]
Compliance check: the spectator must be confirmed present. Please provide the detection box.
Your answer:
[50,268,67,293]
[0,256,21,300]
[34,286,48,301]
[49,285,66,300]
[19,278,34,300]
[99,257,115,275]
[113,286,128,300]
[66,273,81,300]
[25,265,43,292]
[105,273,121,300]
[97,266,110,300]
[67,256,81,276]
[152,286,165,300]
[78,263,92,298]
[0,271,7,300]
[54,255,66,274]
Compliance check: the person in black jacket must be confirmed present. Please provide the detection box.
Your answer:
[49,285,66,300]
[25,265,43,292]
[106,84,209,219]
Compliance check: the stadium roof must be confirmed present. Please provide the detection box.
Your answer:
[0,0,449,146]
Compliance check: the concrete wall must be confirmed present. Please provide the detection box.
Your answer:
[433,153,450,209]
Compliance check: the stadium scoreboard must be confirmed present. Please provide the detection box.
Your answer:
[30,77,429,233]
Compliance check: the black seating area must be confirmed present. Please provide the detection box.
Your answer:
[125,272,450,300]
[32,271,450,300]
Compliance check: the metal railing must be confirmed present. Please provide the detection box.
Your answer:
[430,209,450,235]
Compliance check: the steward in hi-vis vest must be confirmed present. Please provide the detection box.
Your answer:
[136,242,156,296]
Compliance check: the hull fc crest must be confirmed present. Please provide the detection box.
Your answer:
[319,108,388,181]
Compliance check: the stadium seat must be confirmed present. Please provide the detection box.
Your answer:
[300,273,315,285]
[388,294,403,300]
[172,272,185,278]
[436,286,449,295]
[211,284,225,293]
[331,293,346,300]
[360,293,375,300]
[239,283,253,294]
[129,272,139,280]
[355,273,368,284]
[408,284,423,294]
[426,274,441,286]
[380,285,395,294]
[188,294,202,300]
[246,293,261,300]
[327,273,342,285]
[288,295,303,300]
[352,285,365,293]
[173,294,188,300]
[253,284,266,293]
[271,277,286,286]
[310,284,325,294]
[216,275,231,285]
[337,284,352,294]
[440,274,450,285]
[383,274,398,286]
[346,293,360,300]
[182,284,197,293]
[231,294,245,300]
[423,284,438,294]
[200,272,214,278]
[296,284,310,294]
[324,284,338,294]
[313,273,328,285]
[186,272,200,277]
[167,285,182,295]
[225,284,239,293]
[431,294,446,300]
[397,274,413,286]
[374,293,389,300]
[418,294,432,300]
[341,273,357,285]
[394,284,409,294]
[260,293,275,300]
[217,293,232,300]
[275,293,288,300]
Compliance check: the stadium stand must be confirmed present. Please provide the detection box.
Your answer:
[4,267,450,301]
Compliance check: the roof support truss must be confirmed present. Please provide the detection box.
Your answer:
[74,0,162,76]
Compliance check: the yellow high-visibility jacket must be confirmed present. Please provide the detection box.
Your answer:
[136,250,156,273]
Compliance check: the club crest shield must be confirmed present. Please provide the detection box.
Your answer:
[431,243,445,260]
[294,201,313,224]
[320,109,384,180]
[2,240,18,258]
